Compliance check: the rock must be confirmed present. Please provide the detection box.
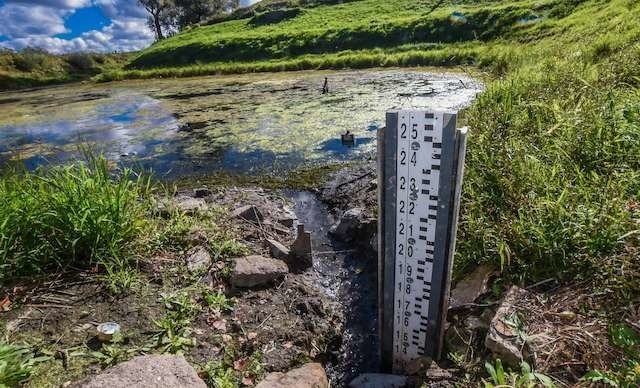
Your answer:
[256,363,328,388]
[330,207,365,241]
[231,255,288,288]
[232,205,264,223]
[329,208,376,243]
[449,265,495,310]
[349,373,409,388]
[76,354,206,388]
[264,221,291,236]
[267,239,290,260]
[425,362,454,382]
[369,233,378,253]
[193,187,211,198]
[290,224,313,269]
[186,246,212,273]
[175,196,208,214]
[485,286,532,367]
[277,207,297,228]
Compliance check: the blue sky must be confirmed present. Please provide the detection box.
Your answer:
[0,0,261,53]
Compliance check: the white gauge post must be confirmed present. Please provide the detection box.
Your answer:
[378,110,468,373]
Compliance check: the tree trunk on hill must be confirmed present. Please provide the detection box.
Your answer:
[139,0,170,41]
[153,12,165,40]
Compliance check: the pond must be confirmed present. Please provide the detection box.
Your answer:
[0,69,482,178]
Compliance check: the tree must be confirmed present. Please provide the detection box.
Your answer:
[173,0,239,29]
[138,0,173,40]
[139,0,240,38]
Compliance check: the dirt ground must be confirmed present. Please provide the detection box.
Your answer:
[0,186,345,387]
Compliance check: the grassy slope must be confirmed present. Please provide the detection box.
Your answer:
[100,0,572,80]
[0,51,131,91]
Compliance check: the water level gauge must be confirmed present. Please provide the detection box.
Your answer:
[378,110,468,373]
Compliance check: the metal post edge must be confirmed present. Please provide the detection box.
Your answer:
[380,112,398,372]
[435,126,469,359]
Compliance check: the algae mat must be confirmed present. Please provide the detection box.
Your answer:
[0,69,481,177]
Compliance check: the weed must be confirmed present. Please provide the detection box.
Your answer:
[152,290,201,354]
[0,343,34,387]
[201,361,238,388]
[484,359,554,388]
[202,289,234,312]
[90,333,145,368]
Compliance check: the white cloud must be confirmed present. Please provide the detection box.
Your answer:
[0,0,155,53]
[5,17,154,53]
[0,4,68,38]
[6,0,92,9]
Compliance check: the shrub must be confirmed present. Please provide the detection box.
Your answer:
[12,47,49,72]
[65,53,96,72]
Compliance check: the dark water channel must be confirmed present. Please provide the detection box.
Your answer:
[288,191,379,385]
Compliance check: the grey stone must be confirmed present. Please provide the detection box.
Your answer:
[349,373,408,388]
[267,239,290,260]
[449,264,495,309]
[232,205,264,223]
[277,207,297,228]
[193,187,211,198]
[175,196,208,214]
[425,362,454,382]
[186,246,212,273]
[329,207,365,241]
[76,355,206,388]
[485,286,531,367]
[231,255,288,288]
[290,224,313,269]
[256,363,328,388]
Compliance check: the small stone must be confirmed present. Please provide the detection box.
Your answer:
[449,264,495,310]
[329,208,365,241]
[232,205,264,223]
[75,355,207,388]
[557,310,577,322]
[231,256,288,288]
[485,286,532,367]
[72,323,94,333]
[256,363,328,388]
[349,373,408,388]
[175,196,208,214]
[186,246,212,273]
[425,362,454,381]
[290,224,313,269]
[193,187,211,198]
[277,207,297,228]
[266,239,290,260]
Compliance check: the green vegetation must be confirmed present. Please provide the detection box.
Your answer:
[0,49,130,90]
[484,359,554,388]
[457,0,640,302]
[0,343,36,387]
[582,324,640,387]
[0,155,151,284]
[95,0,585,80]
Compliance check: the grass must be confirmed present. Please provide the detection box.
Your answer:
[456,0,640,302]
[0,49,131,91]
[128,0,565,69]
[0,154,152,284]
[0,343,36,387]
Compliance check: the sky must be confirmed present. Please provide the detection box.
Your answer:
[0,0,261,53]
